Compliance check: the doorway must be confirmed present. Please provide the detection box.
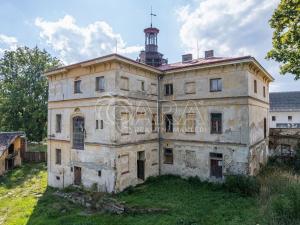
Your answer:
[74,166,82,185]
[137,151,145,180]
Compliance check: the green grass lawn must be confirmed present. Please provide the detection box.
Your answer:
[0,163,266,225]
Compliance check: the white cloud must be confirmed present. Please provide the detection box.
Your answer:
[0,34,18,56]
[35,15,142,64]
[176,0,279,58]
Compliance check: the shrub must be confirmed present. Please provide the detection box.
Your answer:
[271,185,300,225]
[224,175,260,196]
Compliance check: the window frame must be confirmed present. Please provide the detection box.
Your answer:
[95,76,105,92]
[164,83,173,96]
[272,116,276,121]
[210,113,222,134]
[56,114,62,133]
[164,148,173,164]
[210,78,222,92]
[254,80,257,93]
[165,114,173,133]
[185,113,196,134]
[74,80,82,94]
[288,116,292,121]
[55,148,61,165]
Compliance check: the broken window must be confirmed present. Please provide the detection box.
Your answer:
[152,113,157,132]
[120,76,129,91]
[120,112,129,135]
[254,80,257,93]
[120,154,129,174]
[165,114,173,133]
[136,112,145,134]
[72,116,85,150]
[164,83,173,96]
[186,150,196,168]
[186,113,196,133]
[56,149,61,165]
[74,80,81,93]
[210,78,222,92]
[164,148,173,164]
[95,76,105,92]
[56,114,62,133]
[185,82,196,94]
[211,113,222,134]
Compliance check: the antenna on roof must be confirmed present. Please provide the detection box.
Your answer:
[150,6,157,28]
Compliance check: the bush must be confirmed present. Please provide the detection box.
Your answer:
[224,175,260,196]
[271,185,300,225]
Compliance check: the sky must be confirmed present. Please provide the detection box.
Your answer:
[0,0,299,92]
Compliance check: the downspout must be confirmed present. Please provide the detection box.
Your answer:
[157,74,162,175]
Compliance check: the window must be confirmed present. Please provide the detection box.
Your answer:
[186,113,196,133]
[152,113,157,132]
[100,120,104,129]
[120,154,129,174]
[136,112,145,134]
[120,112,129,135]
[96,120,103,129]
[74,80,81,93]
[288,116,292,121]
[263,86,266,97]
[140,80,145,91]
[98,170,102,177]
[120,76,129,91]
[272,116,276,121]
[165,114,173,133]
[210,78,222,92]
[72,116,85,150]
[164,83,173,96]
[56,114,62,133]
[164,148,173,164]
[211,113,222,134]
[55,149,61,165]
[95,76,105,92]
[264,118,267,139]
[210,152,223,178]
[151,83,157,95]
[185,82,196,94]
[151,149,158,166]
[254,80,257,93]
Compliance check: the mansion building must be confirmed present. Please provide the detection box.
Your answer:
[46,25,274,192]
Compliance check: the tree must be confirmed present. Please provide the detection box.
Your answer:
[0,47,61,142]
[266,0,300,80]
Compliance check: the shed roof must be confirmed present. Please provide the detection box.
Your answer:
[0,132,25,156]
[270,91,300,112]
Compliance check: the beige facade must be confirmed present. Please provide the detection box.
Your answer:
[46,54,273,192]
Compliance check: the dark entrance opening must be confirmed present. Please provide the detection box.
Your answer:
[8,144,14,154]
[137,151,145,180]
[210,152,223,178]
[74,166,82,185]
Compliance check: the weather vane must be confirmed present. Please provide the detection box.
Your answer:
[150,6,156,28]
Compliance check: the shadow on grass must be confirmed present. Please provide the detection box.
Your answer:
[0,162,46,190]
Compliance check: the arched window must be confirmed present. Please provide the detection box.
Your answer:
[72,116,85,150]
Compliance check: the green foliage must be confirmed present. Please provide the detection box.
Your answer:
[224,175,260,196]
[0,46,61,141]
[266,0,300,79]
[271,185,300,225]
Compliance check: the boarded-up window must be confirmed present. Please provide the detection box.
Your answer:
[185,82,196,94]
[56,114,62,133]
[211,113,222,134]
[120,76,129,90]
[186,113,196,133]
[136,112,145,134]
[56,149,61,165]
[95,76,105,91]
[164,148,173,164]
[152,113,157,132]
[151,83,157,95]
[120,112,129,135]
[152,149,158,165]
[120,154,129,174]
[186,150,196,168]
